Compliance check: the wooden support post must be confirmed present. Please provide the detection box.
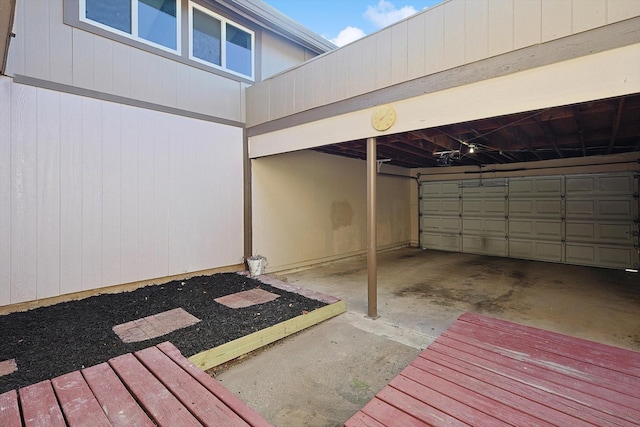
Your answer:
[367,137,378,319]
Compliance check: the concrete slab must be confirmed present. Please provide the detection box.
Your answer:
[215,315,421,426]
[215,248,640,426]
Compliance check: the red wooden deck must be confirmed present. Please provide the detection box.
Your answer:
[345,312,640,427]
[0,342,272,427]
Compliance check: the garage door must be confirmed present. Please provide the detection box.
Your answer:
[420,173,639,270]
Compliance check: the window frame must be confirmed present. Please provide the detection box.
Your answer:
[189,2,255,80]
[80,0,182,55]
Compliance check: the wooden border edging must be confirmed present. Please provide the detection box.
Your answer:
[188,300,346,371]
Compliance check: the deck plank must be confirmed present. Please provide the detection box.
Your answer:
[343,411,387,427]
[108,352,202,427]
[434,334,640,424]
[412,354,604,426]
[135,346,250,426]
[357,396,439,427]
[9,341,272,426]
[345,312,640,427]
[458,312,640,370]
[156,341,274,427]
[374,386,468,427]
[0,389,21,427]
[388,375,513,427]
[446,320,640,392]
[51,370,111,427]
[19,380,66,427]
[397,366,554,426]
[82,362,155,427]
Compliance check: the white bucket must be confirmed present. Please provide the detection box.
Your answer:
[247,256,266,276]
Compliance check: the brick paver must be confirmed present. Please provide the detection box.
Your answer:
[0,359,17,377]
[112,308,201,343]
[214,289,280,309]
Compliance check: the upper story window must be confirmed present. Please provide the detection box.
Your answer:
[74,0,255,81]
[190,3,254,79]
[82,0,181,52]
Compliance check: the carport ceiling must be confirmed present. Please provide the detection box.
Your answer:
[313,93,640,169]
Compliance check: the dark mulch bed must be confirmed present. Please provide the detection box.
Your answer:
[0,273,327,394]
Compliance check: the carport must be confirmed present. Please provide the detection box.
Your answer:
[245,1,640,317]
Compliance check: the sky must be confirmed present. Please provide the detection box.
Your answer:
[265,0,444,47]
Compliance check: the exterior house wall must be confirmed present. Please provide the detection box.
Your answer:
[6,0,244,121]
[5,0,321,123]
[0,76,244,306]
[0,0,326,308]
[252,151,412,272]
[246,0,640,127]
[260,30,316,80]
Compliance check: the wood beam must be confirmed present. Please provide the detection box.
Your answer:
[607,97,625,154]
[496,119,544,161]
[533,117,563,158]
[572,106,587,157]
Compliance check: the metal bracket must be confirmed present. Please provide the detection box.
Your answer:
[376,159,392,173]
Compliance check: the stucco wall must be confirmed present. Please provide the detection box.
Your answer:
[251,150,413,272]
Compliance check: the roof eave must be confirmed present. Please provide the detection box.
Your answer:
[0,0,15,75]
[218,0,337,54]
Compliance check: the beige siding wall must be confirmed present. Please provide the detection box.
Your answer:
[260,31,316,80]
[250,42,640,159]
[247,0,640,127]
[5,1,318,123]
[0,77,244,306]
[7,1,244,121]
[252,151,412,272]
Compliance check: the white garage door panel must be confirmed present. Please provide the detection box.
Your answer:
[421,172,638,269]
[509,199,562,218]
[421,232,461,251]
[565,222,636,245]
[435,199,461,214]
[566,244,635,269]
[509,177,562,197]
[509,240,563,261]
[422,181,460,197]
[566,174,635,195]
[462,199,506,216]
[462,183,506,197]
[463,236,506,256]
[420,180,463,253]
[566,199,635,219]
[421,216,460,232]
[463,218,506,236]
[509,219,562,240]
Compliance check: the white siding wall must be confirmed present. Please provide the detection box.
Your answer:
[0,77,244,306]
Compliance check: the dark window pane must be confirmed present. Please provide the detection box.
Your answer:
[226,24,252,76]
[192,9,221,65]
[86,0,131,34]
[139,0,177,49]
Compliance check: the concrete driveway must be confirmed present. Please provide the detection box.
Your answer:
[214,248,640,426]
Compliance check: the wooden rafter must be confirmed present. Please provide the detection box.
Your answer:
[534,117,563,158]
[607,97,626,154]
